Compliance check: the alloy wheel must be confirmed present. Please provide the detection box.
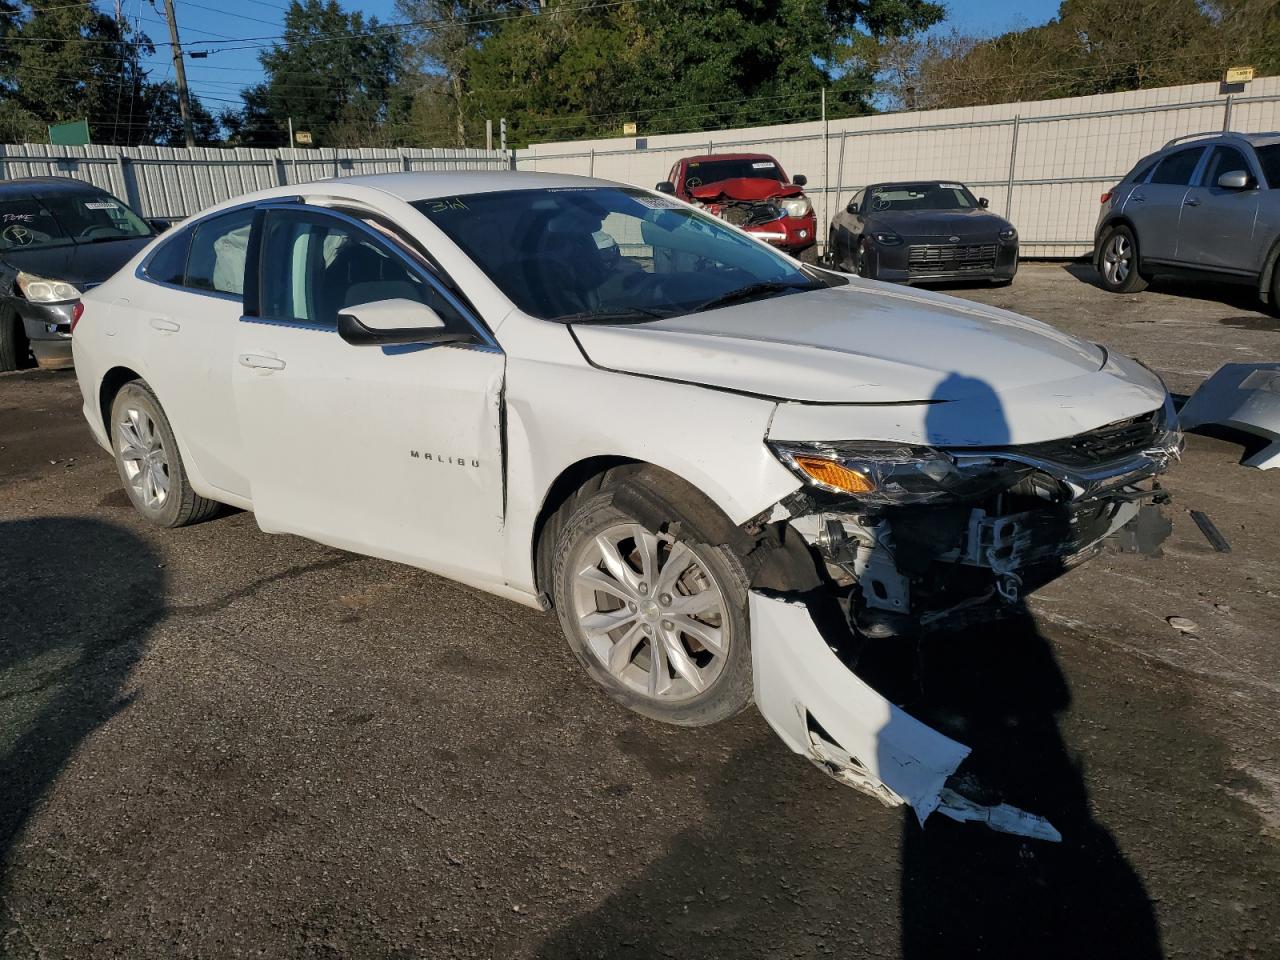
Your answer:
[116,405,170,510]
[1102,233,1132,285]
[571,523,728,702]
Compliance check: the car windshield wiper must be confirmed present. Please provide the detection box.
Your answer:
[558,306,669,325]
[692,279,822,313]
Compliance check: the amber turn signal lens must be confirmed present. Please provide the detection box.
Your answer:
[791,455,875,495]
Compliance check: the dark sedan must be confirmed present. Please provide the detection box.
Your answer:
[0,177,166,370]
[826,180,1018,285]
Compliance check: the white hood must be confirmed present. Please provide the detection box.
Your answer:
[571,280,1107,405]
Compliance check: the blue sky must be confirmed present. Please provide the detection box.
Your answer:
[123,0,1062,118]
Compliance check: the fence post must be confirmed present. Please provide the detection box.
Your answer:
[114,153,140,214]
[273,153,288,186]
[588,147,595,177]
[831,130,848,257]
[400,147,411,172]
[1223,94,1234,131]
[1004,114,1021,220]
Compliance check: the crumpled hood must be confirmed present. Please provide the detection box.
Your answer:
[865,208,1011,240]
[572,280,1108,405]
[689,178,803,203]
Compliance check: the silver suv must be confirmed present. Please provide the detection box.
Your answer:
[1094,131,1280,308]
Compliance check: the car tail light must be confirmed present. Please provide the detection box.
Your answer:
[1100,190,1113,204]
[70,301,84,333]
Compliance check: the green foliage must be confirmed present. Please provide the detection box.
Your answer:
[231,0,408,147]
[462,0,944,146]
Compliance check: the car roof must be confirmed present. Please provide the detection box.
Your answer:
[0,176,111,198]
[681,153,777,164]
[296,171,619,202]
[866,180,966,191]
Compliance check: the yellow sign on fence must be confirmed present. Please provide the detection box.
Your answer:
[622,122,637,136]
[1225,66,1255,84]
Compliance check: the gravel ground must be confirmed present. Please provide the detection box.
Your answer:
[2,263,1279,959]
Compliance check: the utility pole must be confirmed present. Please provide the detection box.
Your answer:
[161,0,195,147]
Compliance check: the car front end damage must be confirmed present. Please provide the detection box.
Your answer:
[746,402,1182,839]
[687,182,816,255]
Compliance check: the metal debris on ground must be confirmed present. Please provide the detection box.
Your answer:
[1189,509,1232,553]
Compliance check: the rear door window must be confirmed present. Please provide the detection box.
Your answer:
[185,208,255,295]
[1254,144,1280,188]
[1150,148,1205,186]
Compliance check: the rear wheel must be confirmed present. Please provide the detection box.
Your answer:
[1098,225,1148,293]
[855,241,876,280]
[551,482,752,727]
[110,381,220,528]
[0,304,30,372]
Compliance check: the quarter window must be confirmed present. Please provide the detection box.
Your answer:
[185,208,255,295]
[1150,148,1205,186]
[1253,144,1280,188]
[258,210,461,328]
[144,231,189,285]
[1202,145,1251,186]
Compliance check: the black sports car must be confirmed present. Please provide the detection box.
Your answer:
[0,177,168,370]
[826,180,1018,285]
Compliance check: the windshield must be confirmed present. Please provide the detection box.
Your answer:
[413,187,820,321]
[683,158,783,188]
[866,183,977,212]
[0,192,151,251]
[1256,144,1280,188]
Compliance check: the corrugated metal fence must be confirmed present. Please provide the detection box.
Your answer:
[0,144,513,220]
[521,76,1280,258]
[4,75,1280,255]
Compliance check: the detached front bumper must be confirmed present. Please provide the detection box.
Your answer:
[747,414,1181,839]
[15,298,75,368]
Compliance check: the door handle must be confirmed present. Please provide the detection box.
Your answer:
[1129,194,1146,203]
[150,317,180,334]
[1184,197,1201,207]
[238,353,286,371]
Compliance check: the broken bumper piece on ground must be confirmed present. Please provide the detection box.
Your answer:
[1178,362,1280,470]
[750,591,1062,842]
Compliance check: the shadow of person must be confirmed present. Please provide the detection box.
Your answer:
[896,368,1162,958]
[0,517,165,886]
[881,613,1165,959]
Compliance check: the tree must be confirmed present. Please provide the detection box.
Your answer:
[234,0,407,147]
[143,81,221,146]
[455,0,945,147]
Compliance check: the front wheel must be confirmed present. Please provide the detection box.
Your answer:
[551,483,753,727]
[1097,225,1148,293]
[0,304,30,372]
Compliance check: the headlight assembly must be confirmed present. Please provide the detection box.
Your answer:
[999,227,1017,241]
[870,231,903,246]
[780,197,812,218]
[769,440,1024,505]
[17,271,80,303]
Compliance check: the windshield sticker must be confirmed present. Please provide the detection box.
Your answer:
[635,196,682,209]
[83,201,119,210]
[939,183,963,190]
[2,213,35,222]
[752,162,776,169]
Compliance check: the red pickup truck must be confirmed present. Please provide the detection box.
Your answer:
[657,153,816,257]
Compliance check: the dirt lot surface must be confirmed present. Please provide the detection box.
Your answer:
[2,263,1279,959]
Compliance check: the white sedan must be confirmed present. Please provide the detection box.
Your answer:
[73,172,1180,838]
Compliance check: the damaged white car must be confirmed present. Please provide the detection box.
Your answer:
[73,173,1181,839]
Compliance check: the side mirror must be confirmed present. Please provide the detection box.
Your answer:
[337,299,472,347]
[1217,169,1255,190]
[978,197,990,208]
[792,174,808,187]
[655,181,676,194]
[148,218,171,233]
[846,200,859,215]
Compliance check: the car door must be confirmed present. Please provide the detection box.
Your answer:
[134,205,255,499]
[834,189,864,267]
[1178,143,1263,274]
[1126,146,1206,263]
[231,204,507,586]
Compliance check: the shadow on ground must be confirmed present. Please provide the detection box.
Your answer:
[0,517,165,886]
[1063,261,1268,314]
[537,612,1163,960]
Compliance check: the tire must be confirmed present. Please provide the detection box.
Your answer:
[0,304,30,372]
[551,480,753,727]
[1097,225,1148,293]
[855,241,876,280]
[827,230,846,271]
[109,380,220,528]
